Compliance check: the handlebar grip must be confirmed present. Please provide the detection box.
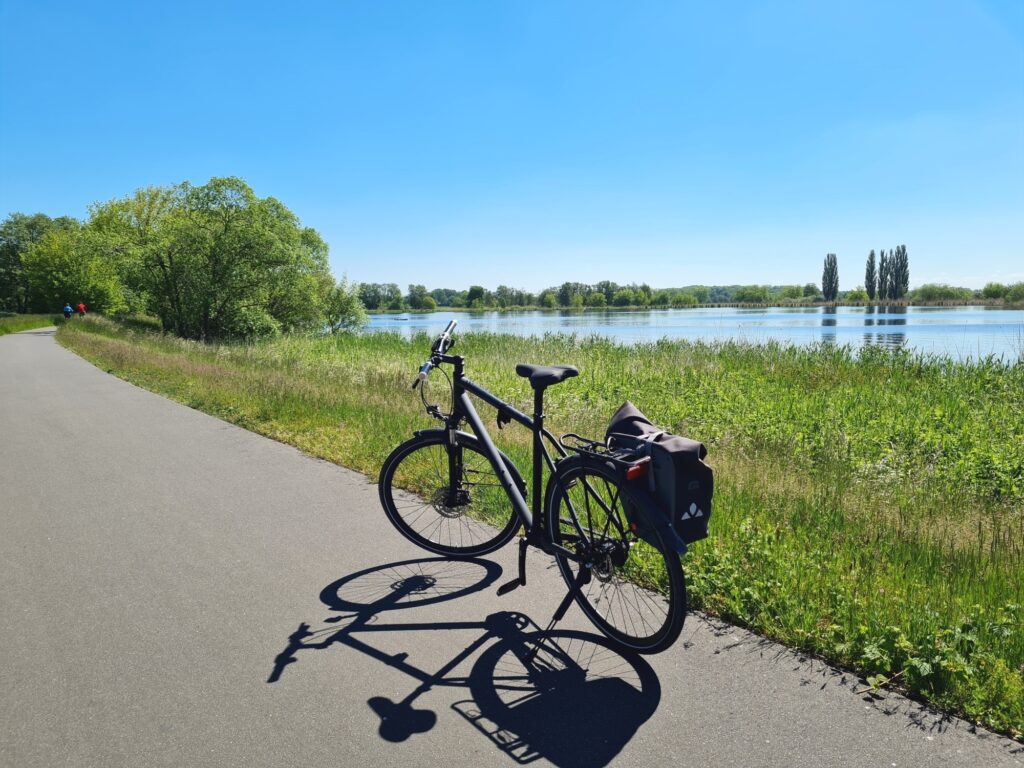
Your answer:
[412,360,433,389]
[432,319,458,355]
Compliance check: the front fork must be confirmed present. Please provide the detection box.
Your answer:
[445,428,467,507]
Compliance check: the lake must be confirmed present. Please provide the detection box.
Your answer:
[367,306,1024,362]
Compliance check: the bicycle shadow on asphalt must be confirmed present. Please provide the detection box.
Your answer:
[268,557,662,767]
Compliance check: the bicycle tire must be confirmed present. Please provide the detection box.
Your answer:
[379,430,522,557]
[544,456,686,654]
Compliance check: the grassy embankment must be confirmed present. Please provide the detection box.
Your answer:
[58,316,1022,738]
[0,313,63,336]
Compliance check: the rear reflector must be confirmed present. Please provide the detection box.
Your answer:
[625,458,650,481]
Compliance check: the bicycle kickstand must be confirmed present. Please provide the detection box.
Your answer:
[524,565,589,663]
[496,536,529,596]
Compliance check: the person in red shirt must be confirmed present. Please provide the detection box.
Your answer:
[76,302,86,317]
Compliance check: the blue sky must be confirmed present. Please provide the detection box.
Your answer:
[1,1,1021,291]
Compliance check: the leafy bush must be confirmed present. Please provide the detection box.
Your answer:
[909,283,974,301]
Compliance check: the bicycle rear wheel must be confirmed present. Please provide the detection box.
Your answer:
[544,457,686,654]
[379,431,522,557]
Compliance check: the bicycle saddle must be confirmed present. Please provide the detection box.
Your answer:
[515,364,579,390]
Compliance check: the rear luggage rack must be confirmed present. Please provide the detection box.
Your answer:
[560,433,651,475]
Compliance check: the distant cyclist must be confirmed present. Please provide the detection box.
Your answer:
[76,302,87,318]
[63,303,72,320]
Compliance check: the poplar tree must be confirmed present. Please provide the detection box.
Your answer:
[878,250,890,301]
[822,253,839,301]
[893,244,910,298]
[865,250,877,300]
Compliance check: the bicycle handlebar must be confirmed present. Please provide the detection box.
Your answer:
[412,320,458,389]
[434,319,457,354]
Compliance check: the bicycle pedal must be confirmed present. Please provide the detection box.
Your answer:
[496,578,524,596]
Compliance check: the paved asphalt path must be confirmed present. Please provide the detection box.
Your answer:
[1,328,1020,768]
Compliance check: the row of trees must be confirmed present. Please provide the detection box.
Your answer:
[0,178,365,339]
[865,246,910,300]
[820,247,912,303]
[358,281,831,311]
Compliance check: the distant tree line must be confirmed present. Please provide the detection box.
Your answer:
[356,280,831,311]
[353,269,1023,311]
[0,177,365,340]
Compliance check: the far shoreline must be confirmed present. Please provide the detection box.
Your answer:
[369,299,1014,315]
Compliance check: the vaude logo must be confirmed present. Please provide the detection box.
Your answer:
[681,502,703,520]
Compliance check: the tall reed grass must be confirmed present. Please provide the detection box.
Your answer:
[58,317,1022,737]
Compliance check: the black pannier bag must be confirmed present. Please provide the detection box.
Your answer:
[605,401,713,544]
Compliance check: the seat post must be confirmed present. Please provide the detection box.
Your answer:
[532,386,545,518]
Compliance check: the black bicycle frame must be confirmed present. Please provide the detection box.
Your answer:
[439,355,566,537]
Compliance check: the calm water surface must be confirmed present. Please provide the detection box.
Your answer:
[368,306,1024,362]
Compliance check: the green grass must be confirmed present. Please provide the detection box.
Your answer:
[57,316,1023,738]
[0,313,63,336]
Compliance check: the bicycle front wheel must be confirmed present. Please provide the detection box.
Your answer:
[545,457,686,653]
[379,431,522,557]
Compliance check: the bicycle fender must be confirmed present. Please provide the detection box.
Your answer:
[413,427,470,441]
[621,483,689,556]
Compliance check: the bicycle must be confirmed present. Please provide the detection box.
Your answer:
[378,320,688,654]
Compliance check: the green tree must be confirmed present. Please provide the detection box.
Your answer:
[908,283,972,302]
[429,288,459,306]
[779,285,803,300]
[893,244,910,298]
[673,292,698,307]
[802,283,820,298]
[878,250,890,300]
[358,283,385,309]
[982,282,1007,299]
[651,289,672,306]
[734,285,770,303]
[466,285,488,307]
[612,287,637,306]
[846,286,869,301]
[21,224,127,314]
[94,177,336,339]
[689,285,710,303]
[822,253,839,301]
[493,284,512,308]
[865,250,877,300]
[383,283,405,310]
[0,212,79,311]
[585,290,607,307]
[593,280,619,304]
[556,282,588,307]
[539,290,557,308]
[407,284,429,309]
[325,276,368,331]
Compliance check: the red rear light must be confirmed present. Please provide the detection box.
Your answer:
[625,457,650,481]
